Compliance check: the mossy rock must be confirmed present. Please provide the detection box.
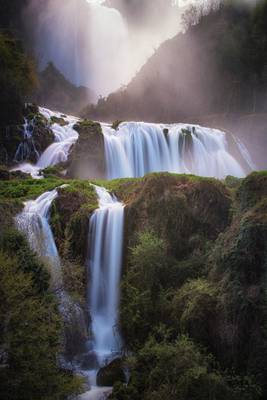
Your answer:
[50,116,68,126]
[97,358,126,387]
[122,173,232,259]
[42,163,68,178]
[68,120,106,179]
[0,165,30,181]
[237,171,267,211]
[50,181,98,263]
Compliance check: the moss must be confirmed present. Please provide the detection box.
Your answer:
[0,177,64,201]
[111,173,232,259]
[172,278,218,347]
[50,181,98,263]
[224,175,242,190]
[50,116,68,126]
[237,171,267,211]
[42,164,68,178]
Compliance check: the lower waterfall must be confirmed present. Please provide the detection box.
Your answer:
[82,185,125,399]
[102,122,249,179]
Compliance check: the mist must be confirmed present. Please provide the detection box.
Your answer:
[24,0,185,97]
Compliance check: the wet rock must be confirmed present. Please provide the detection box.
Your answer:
[68,120,106,179]
[80,351,99,370]
[97,358,126,387]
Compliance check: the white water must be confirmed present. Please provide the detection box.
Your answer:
[102,122,249,179]
[12,107,79,178]
[82,185,124,399]
[89,185,124,361]
[15,189,61,288]
[15,187,88,364]
[14,118,40,163]
[25,0,182,97]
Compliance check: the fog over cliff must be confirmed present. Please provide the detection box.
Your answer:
[25,0,185,97]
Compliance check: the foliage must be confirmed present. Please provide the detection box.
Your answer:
[0,177,64,201]
[0,228,50,293]
[0,33,37,126]
[0,251,83,400]
[111,336,261,400]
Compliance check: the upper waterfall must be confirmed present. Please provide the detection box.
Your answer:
[102,122,249,179]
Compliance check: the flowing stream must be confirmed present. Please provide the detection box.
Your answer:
[81,185,125,399]
[102,122,250,179]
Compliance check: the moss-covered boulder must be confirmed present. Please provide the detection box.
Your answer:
[0,165,30,180]
[50,182,98,263]
[122,173,232,259]
[68,120,106,179]
[236,171,267,211]
[97,358,126,387]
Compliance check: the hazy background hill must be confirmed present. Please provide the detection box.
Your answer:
[83,1,267,123]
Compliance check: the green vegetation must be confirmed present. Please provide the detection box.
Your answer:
[0,33,37,126]
[0,177,64,201]
[110,171,267,399]
[0,169,267,399]
[111,336,261,400]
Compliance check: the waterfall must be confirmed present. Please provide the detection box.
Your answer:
[12,107,79,178]
[89,185,124,361]
[26,0,130,96]
[102,122,249,179]
[82,185,124,398]
[14,118,40,163]
[15,189,62,289]
[15,187,88,366]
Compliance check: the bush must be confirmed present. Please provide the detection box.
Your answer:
[0,251,82,400]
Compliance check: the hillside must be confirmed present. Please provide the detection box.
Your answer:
[32,62,96,115]
[83,1,267,122]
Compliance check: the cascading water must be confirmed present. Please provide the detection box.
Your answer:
[102,122,250,179]
[15,189,61,289]
[15,187,88,366]
[81,185,124,399]
[13,107,79,178]
[14,118,40,163]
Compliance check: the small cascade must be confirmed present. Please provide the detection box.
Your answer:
[102,122,251,179]
[15,188,88,367]
[12,107,79,178]
[15,189,61,289]
[14,118,40,163]
[83,185,125,398]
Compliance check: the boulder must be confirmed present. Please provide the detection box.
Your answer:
[97,358,126,387]
[67,120,106,179]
